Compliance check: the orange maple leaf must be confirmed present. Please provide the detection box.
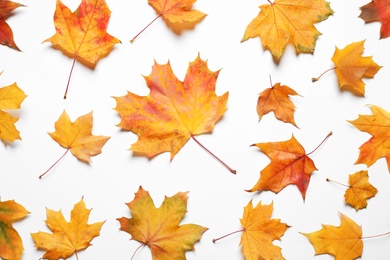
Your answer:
[313,41,381,96]
[31,198,105,260]
[0,82,26,144]
[360,0,390,39]
[114,55,235,173]
[248,132,331,199]
[257,82,300,127]
[327,170,378,211]
[0,0,23,51]
[348,105,390,171]
[241,0,333,61]
[40,111,110,178]
[117,186,208,259]
[302,213,363,260]
[44,0,120,98]
[130,0,206,43]
[0,199,29,260]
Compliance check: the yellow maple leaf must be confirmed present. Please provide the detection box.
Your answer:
[31,198,105,260]
[117,186,208,259]
[302,213,363,260]
[242,0,333,61]
[0,82,26,144]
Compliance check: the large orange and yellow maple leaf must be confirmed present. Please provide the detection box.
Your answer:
[0,82,26,144]
[40,111,110,178]
[0,199,29,260]
[117,186,208,259]
[248,132,331,199]
[44,0,120,98]
[349,105,390,171]
[360,0,390,39]
[114,55,235,173]
[302,213,363,260]
[257,82,300,127]
[242,0,333,61]
[0,0,23,51]
[31,198,105,260]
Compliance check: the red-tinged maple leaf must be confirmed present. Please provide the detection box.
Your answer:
[0,0,23,51]
[360,0,390,39]
[44,0,120,98]
[117,186,207,259]
[247,132,332,199]
[257,82,300,127]
[348,105,390,171]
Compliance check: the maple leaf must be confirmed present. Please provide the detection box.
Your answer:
[0,82,26,144]
[117,186,208,259]
[31,198,105,260]
[44,0,120,98]
[302,212,363,260]
[257,82,300,127]
[114,54,235,173]
[312,41,382,96]
[0,0,23,51]
[40,111,110,178]
[0,199,29,260]
[241,0,333,61]
[327,170,378,211]
[348,105,390,171]
[359,0,390,39]
[247,132,331,199]
[130,0,206,43]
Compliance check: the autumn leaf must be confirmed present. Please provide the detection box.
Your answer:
[257,82,300,127]
[213,201,289,260]
[360,0,390,39]
[327,170,378,211]
[302,213,363,260]
[40,111,110,178]
[247,132,332,199]
[31,198,105,260]
[0,0,23,51]
[130,0,206,43]
[348,105,390,171]
[312,41,381,96]
[114,54,235,173]
[44,0,120,98]
[0,82,26,144]
[0,199,29,260]
[117,186,207,259]
[241,0,333,61]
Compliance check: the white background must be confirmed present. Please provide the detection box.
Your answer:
[1,0,390,259]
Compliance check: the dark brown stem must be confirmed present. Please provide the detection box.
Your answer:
[39,149,69,179]
[213,229,244,243]
[312,67,336,82]
[64,57,77,99]
[362,231,390,239]
[326,178,350,188]
[130,243,145,260]
[191,135,236,174]
[130,14,162,43]
[306,131,332,156]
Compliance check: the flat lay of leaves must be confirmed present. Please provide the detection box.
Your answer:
[2,0,390,259]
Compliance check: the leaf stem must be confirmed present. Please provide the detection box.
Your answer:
[64,57,77,99]
[362,231,390,239]
[326,178,350,188]
[212,229,244,243]
[191,135,236,174]
[306,131,332,156]
[130,14,162,43]
[39,149,69,179]
[312,67,336,82]
[75,251,79,260]
[130,243,145,260]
